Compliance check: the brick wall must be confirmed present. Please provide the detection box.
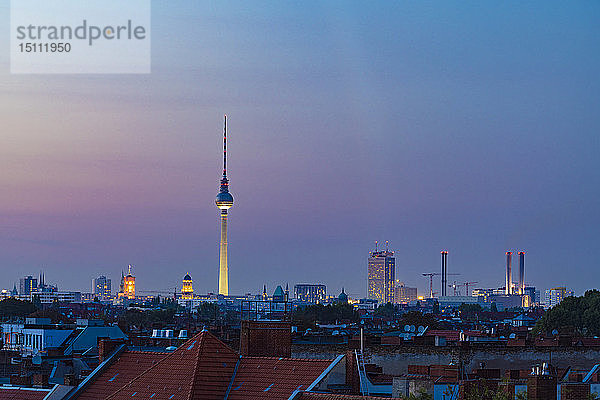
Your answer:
[527,375,557,400]
[345,350,360,394]
[240,320,291,357]
[98,337,126,362]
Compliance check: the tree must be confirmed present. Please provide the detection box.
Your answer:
[28,309,71,324]
[0,298,37,318]
[118,308,176,333]
[197,302,220,322]
[533,290,600,336]
[374,302,395,318]
[462,380,512,400]
[32,295,42,309]
[459,303,483,314]
[293,303,359,329]
[490,302,498,313]
[399,311,438,330]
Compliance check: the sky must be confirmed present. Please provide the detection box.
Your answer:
[0,1,599,299]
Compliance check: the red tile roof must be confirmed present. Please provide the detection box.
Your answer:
[228,357,332,400]
[102,330,238,400]
[77,351,168,400]
[0,387,50,400]
[75,330,336,400]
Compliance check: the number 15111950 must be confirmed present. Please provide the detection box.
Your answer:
[18,43,71,52]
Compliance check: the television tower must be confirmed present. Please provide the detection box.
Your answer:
[216,115,234,296]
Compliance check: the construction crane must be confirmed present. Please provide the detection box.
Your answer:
[463,281,479,297]
[423,273,460,298]
[449,281,469,296]
[422,273,441,298]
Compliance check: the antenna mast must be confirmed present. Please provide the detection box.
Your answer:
[223,115,227,177]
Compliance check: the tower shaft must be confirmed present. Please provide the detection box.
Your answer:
[506,252,512,295]
[219,210,229,295]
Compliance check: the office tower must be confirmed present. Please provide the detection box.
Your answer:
[395,283,417,304]
[368,243,395,304]
[294,284,326,304]
[505,251,513,295]
[182,273,193,299]
[91,275,112,299]
[19,276,37,296]
[118,265,136,300]
[544,287,574,308]
[524,286,539,305]
[441,251,448,296]
[215,116,234,296]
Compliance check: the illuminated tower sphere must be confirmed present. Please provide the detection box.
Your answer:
[182,273,193,299]
[216,115,233,296]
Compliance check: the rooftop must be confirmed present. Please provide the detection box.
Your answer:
[74,330,335,400]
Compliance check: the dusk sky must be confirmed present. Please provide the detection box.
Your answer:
[1,2,599,299]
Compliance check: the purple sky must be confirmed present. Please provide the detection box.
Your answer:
[1,2,599,298]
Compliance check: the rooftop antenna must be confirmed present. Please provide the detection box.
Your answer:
[223,115,227,177]
[375,240,378,252]
[385,241,389,252]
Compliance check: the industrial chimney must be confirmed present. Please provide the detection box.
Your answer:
[441,251,448,297]
[518,251,525,295]
[505,252,512,295]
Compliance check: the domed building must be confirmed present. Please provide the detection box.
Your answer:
[182,273,193,299]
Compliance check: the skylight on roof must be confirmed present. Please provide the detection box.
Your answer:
[264,383,274,392]
[186,341,196,350]
[108,373,119,382]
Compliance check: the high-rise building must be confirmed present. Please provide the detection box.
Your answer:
[394,283,417,304]
[118,265,136,300]
[367,243,395,304]
[524,286,539,305]
[91,275,111,299]
[294,284,326,304]
[19,276,37,296]
[544,287,573,308]
[182,273,193,299]
[215,116,234,296]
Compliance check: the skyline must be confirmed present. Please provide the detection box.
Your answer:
[1,2,599,298]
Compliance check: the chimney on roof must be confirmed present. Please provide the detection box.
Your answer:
[98,337,126,362]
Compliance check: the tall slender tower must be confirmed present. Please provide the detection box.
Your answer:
[518,251,525,295]
[441,251,448,297]
[505,251,512,295]
[216,115,234,296]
